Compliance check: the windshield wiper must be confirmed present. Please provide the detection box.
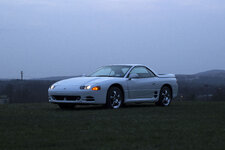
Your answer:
[96,75,122,77]
[96,75,110,77]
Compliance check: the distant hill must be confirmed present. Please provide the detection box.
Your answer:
[34,75,82,81]
[176,69,225,78]
[0,76,81,81]
[175,69,225,100]
[195,70,225,78]
[176,69,225,86]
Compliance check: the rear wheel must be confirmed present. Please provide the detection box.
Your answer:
[106,86,123,109]
[156,86,172,106]
[58,103,75,110]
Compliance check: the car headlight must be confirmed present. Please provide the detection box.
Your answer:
[80,85,101,90]
[80,85,91,90]
[50,85,56,90]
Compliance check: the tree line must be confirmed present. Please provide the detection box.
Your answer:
[0,78,225,103]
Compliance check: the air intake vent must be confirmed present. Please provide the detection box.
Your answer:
[85,96,95,101]
[53,95,81,101]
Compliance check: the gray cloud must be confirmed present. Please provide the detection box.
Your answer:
[0,0,225,78]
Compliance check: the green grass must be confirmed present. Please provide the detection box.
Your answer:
[0,101,225,150]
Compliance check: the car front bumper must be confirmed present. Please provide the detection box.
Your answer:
[48,89,107,104]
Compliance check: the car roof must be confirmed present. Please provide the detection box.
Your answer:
[107,64,145,67]
[101,64,158,77]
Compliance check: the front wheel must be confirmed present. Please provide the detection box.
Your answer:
[156,86,172,106]
[106,86,123,109]
[58,103,75,110]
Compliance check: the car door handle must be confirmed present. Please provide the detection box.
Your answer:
[152,83,156,86]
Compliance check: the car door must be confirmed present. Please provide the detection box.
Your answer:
[127,66,157,99]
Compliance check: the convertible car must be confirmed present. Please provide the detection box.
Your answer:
[48,64,178,109]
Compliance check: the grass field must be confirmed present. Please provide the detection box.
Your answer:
[0,101,225,150]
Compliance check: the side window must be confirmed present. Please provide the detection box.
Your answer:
[129,67,155,78]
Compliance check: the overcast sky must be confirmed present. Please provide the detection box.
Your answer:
[0,0,225,78]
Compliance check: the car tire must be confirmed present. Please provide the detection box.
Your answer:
[58,103,75,110]
[106,86,123,109]
[155,86,172,106]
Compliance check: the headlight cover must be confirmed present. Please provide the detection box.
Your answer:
[80,85,91,90]
[80,85,101,90]
[49,85,56,90]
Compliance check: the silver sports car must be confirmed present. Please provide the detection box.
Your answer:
[48,64,178,109]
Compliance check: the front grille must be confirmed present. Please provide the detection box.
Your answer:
[52,95,81,101]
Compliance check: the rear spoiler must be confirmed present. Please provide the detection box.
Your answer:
[158,74,176,78]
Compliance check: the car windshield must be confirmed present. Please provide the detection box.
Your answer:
[89,65,131,77]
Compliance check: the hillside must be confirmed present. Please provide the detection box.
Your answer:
[176,70,225,86]
[35,76,79,81]
[195,70,225,78]
[176,70,225,100]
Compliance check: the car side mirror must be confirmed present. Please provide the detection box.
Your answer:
[128,73,139,80]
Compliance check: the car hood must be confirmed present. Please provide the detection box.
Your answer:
[55,77,115,86]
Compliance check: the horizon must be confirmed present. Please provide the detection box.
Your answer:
[1,68,225,80]
[1,0,225,78]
